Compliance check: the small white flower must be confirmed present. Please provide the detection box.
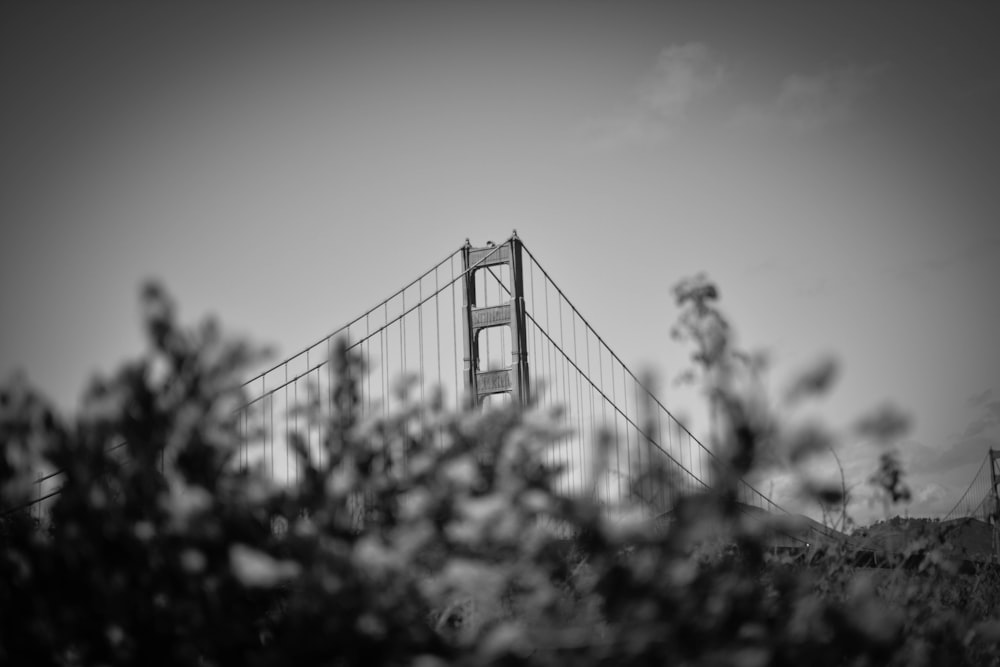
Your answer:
[229,544,300,587]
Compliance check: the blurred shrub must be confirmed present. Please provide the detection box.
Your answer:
[1,280,998,666]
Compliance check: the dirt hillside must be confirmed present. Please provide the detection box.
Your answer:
[853,517,996,562]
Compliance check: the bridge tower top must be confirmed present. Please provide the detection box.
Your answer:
[460,234,530,407]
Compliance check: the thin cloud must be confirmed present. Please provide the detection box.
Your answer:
[967,388,993,408]
[731,64,888,136]
[903,236,1000,276]
[775,65,884,133]
[957,400,1000,440]
[906,480,951,516]
[578,42,726,149]
[638,43,727,121]
[908,433,997,475]
[579,51,886,150]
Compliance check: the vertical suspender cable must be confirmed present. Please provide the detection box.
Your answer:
[498,273,505,370]
[284,366,289,484]
[451,258,460,410]
[657,410,668,506]
[418,279,425,406]
[293,381,299,484]
[610,359,621,503]
[622,365,632,502]
[435,268,442,390]
[400,293,406,379]
[382,305,388,416]
[262,390,269,479]
[595,341,611,504]
[558,293,569,496]
[584,327,598,502]
[573,307,585,496]
[365,314,371,414]
[306,350,312,465]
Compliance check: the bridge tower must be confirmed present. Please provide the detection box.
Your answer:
[460,233,530,407]
[991,449,1000,562]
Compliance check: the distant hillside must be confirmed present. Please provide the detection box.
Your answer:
[649,506,996,561]
[730,503,848,548]
[853,516,997,562]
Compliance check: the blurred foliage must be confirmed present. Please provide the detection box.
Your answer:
[2,279,999,666]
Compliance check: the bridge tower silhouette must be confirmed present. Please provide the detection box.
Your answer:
[461,235,530,407]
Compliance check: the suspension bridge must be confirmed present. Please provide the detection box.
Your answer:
[11,233,1000,561]
[943,451,1000,522]
[940,449,1000,559]
[227,232,789,524]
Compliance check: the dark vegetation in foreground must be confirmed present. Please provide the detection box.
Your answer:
[2,279,999,666]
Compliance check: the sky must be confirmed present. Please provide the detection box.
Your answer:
[2,1,999,525]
